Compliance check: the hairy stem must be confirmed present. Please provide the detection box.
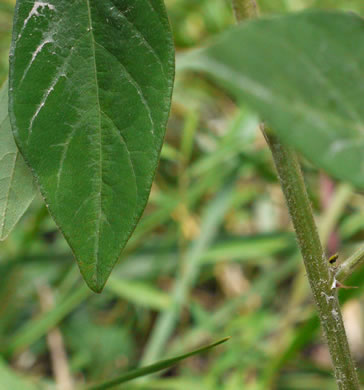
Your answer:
[263,127,359,389]
[231,2,360,387]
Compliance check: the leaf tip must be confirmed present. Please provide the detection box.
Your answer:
[78,264,111,294]
[217,336,231,345]
[85,277,108,294]
[88,283,105,294]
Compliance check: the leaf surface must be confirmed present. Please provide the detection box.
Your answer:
[0,81,35,240]
[9,0,175,292]
[179,11,364,188]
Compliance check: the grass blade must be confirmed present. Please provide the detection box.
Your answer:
[87,337,230,390]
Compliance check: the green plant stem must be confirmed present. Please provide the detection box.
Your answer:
[261,183,354,388]
[231,0,259,20]
[285,182,353,310]
[231,3,359,387]
[263,128,359,390]
[336,244,364,282]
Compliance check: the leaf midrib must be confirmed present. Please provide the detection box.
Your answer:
[249,25,363,126]
[199,56,364,136]
[86,0,103,282]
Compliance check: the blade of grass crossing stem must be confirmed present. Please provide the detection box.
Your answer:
[140,176,236,366]
[336,244,364,282]
[87,337,230,390]
[6,284,91,356]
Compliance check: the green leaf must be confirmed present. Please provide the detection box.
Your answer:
[0,81,35,240]
[179,10,364,188]
[87,337,230,390]
[9,1,175,292]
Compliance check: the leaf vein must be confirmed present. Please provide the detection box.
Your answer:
[94,41,156,137]
[86,0,104,282]
[101,110,138,202]
[108,0,166,79]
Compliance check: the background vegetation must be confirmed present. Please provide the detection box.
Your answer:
[0,0,363,389]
